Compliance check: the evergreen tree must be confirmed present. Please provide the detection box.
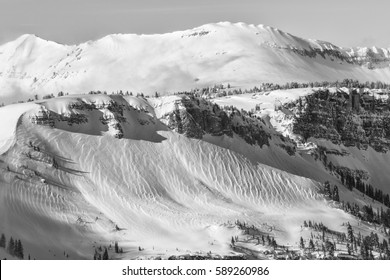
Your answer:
[14,239,20,258]
[347,223,354,248]
[12,239,24,259]
[299,237,305,249]
[93,249,98,260]
[271,239,277,250]
[102,248,109,260]
[347,243,352,255]
[0,233,5,248]
[322,244,326,257]
[114,241,119,253]
[325,240,334,258]
[332,185,340,202]
[309,239,315,251]
[7,237,15,256]
[16,240,24,259]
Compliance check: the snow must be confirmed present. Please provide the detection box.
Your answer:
[211,88,390,193]
[0,102,40,154]
[1,22,390,104]
[213,88,315,145]
[0,94,373,260]
[0,248,17,260]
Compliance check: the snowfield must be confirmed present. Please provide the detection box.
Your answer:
[212,88,390,191]
[1,22,390,103]
[0,94,385,260]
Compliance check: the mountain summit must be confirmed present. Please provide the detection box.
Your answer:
[0,22,389,102]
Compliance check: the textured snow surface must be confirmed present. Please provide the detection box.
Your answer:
[212,88,390,192]
[1,22,390,103]
[0,95,360,259]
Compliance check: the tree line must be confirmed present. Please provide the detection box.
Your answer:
[340,172,390,208]
[323,181,390,228]
[0,233,25,259]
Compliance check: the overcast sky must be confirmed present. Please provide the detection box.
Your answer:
[0,0,389,47]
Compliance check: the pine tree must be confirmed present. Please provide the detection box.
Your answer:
[347,223,354,249]
[102,248,109,260]
[300,237,305,249]
[114,241,119,253]
[325,240,334,258]
[309,239,315,251]
[271,239,277,250]
[14,239,20,258]
[347,243,352,255]
[16,240,24,259]
[231,237,235,246]
[0,234,6,248]
[7,237,15,256]
[332,185,340,202]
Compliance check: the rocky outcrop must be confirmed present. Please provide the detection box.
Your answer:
[292,89,390,152]
[282,45,390,69]
[166,95,270,147]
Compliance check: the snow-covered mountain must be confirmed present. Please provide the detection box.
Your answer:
[1,22,390,103]
[0,92,388,259]
[1,22,390,260]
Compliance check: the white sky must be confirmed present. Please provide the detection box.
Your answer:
[0,0,389,47]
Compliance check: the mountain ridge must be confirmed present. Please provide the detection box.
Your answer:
[1,21,390,104]
[5,22,390,54]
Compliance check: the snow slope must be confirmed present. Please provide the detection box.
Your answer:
[1,22,390,103]
[212,88,390,193]
[0,95,367,259]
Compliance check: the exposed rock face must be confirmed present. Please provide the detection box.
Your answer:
[167,95,270,147]
[283,45,390,69]
[292,89,390,152]
[30,97,149,139]
[29,94,272,148]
